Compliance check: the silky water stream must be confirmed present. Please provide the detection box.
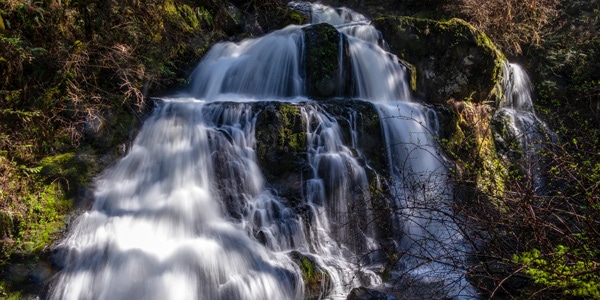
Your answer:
[49,3,488,299]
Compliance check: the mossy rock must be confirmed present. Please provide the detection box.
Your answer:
[289,251,332,300]
[302,23,342,98]
[373,16,506,104]
[255,102,310,205]
[445,100,508,206]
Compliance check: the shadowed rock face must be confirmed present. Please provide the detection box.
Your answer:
[373,16,505,104]
[302,23,343,98]
[255,102,310,206]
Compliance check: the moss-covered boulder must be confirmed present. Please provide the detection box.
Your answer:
[373,16,506,104]
[255,102,310,205]
[302,23,343,98]
[443,99,507,202]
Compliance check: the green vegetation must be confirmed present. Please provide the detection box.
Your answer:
[514,246,600,298]
[438,0,600,298]
[277,103,307,152]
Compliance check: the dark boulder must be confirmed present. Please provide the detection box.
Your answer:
[373,16,505,104]
[346,287,397,300]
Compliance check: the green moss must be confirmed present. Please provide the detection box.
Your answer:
[298,256,328,294]
[277,103,303,150]
[255,102,307,180]
[446,101,507,203]
[303,23,340,97]
[0,282,21,300]
[300,257,315,280]
[288,11,307,25]
[288,250,331,298]
[19,182,70,253]
[164,1,205,33]
[373,15,507,104]
[402,60,418,92]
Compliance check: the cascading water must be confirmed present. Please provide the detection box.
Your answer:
[304,3,475,297]
[494,63,556,193]
[378,102,474,298]
[49,101,303,300]
[50,2,477,299]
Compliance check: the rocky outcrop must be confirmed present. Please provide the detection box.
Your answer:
[373,16,505,105]
[253,100,397,252]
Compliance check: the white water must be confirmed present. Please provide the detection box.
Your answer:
[378,102,474,298]
[188,26,306,101]
[496,63,556,192]
[50,101,303,300]
[51,2,477,299]
[305,3,475,297]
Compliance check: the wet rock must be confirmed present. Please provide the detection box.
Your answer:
[302,23,343,98]
[373,16,506,104]
[254,102,310,206]
[346,287,397,300]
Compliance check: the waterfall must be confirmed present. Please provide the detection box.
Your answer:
[50,2,477,299]
[188,26,306,101]
[378,102,474,298]
[49,100,303,300]
[495,63,556,192]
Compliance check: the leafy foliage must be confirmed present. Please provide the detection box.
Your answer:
[515,246,600,298]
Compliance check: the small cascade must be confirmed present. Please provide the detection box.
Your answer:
[378,102,474,298]
[188,26,306,100]
[300,104,381,298]
[346,37,411,102]
[288,2,368,26]
[49,100,303,300]
[338,23,386,48]
[500,62,534,111]
[495,63,556,192]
